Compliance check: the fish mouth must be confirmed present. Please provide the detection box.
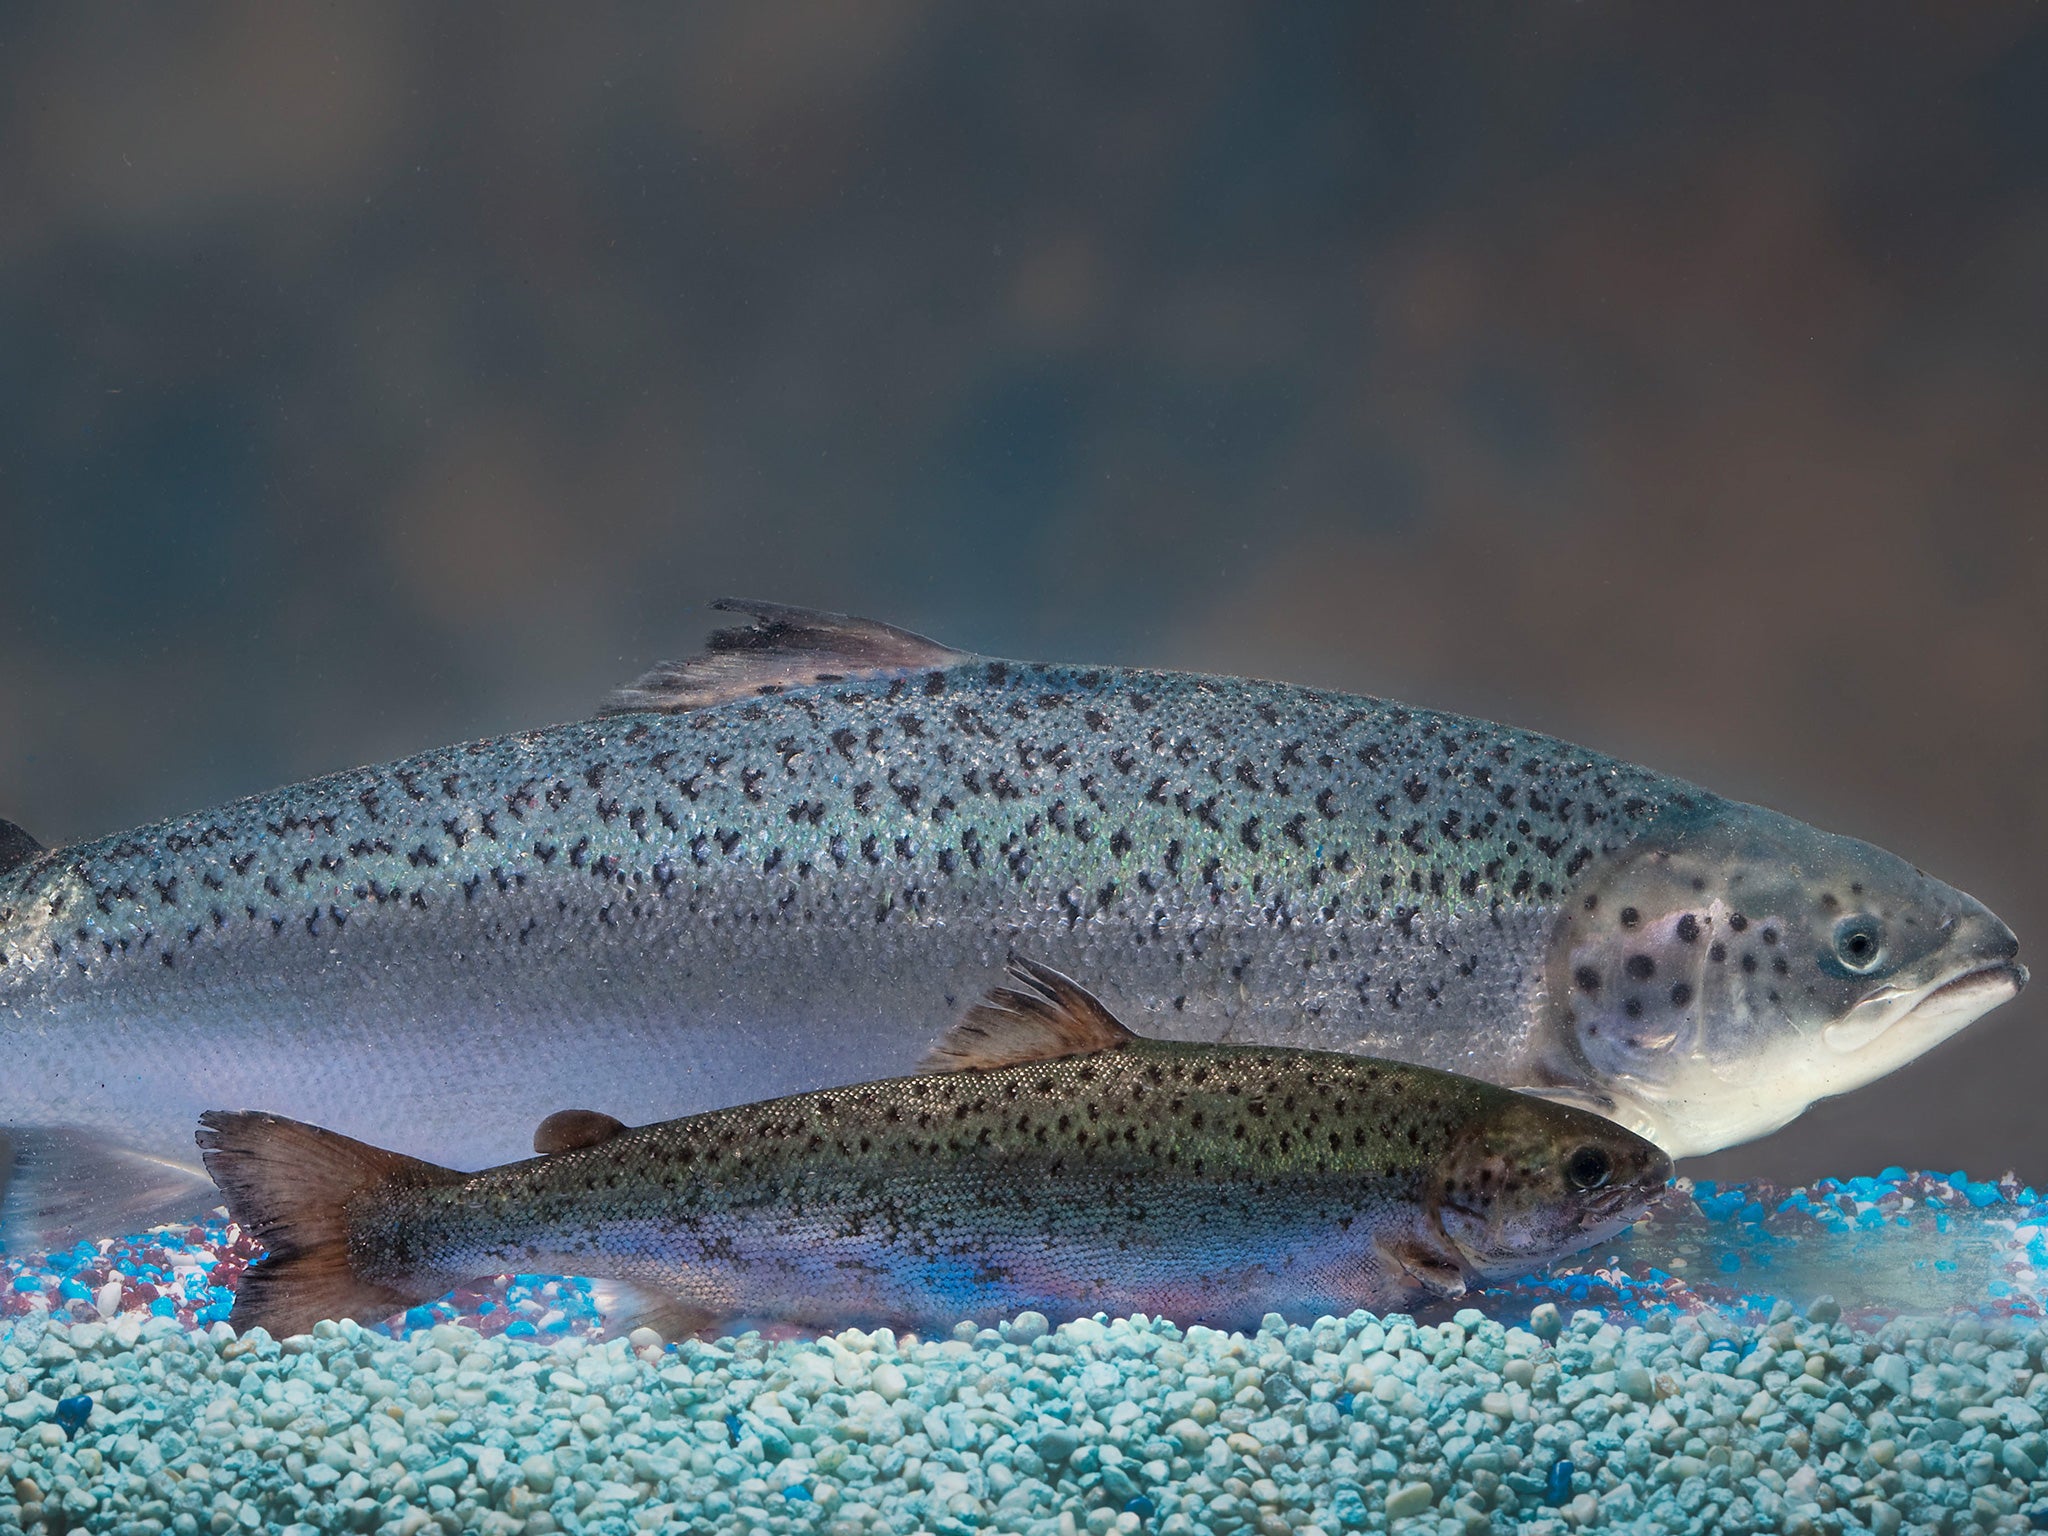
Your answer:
[1822,961,2027,1056]
[1575,1173,1669,1232]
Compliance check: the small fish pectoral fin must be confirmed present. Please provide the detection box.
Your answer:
[599,600,973,716]
[920,956,1139,1073]
[534,1109,628,1155]
[588,1279,722,1342]
[0,1126,220,1252]
[1374,1232,1469,1301]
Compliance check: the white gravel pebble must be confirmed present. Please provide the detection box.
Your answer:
[0,1303,2046,1534]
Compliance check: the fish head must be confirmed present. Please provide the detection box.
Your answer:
[1535,796,2026,1158]
[1432,1094,1671,1282]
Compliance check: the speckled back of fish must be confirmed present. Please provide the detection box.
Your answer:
[0,603,2021,1239]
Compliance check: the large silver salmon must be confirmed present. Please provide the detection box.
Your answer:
[196,960,1672,1339]
[0,603,2023,1241]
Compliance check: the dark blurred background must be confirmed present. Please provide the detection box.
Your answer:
[1,4,2041,1183]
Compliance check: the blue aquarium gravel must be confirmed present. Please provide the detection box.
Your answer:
[4,1170,2048,1534]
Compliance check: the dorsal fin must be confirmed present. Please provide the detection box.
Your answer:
[920,957,1138,1073]
[600,600,973,716]
[0,820,44,879]
[534,1109,627,1155]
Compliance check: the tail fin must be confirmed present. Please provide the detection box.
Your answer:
[196,1111,461,1338]
[0,1128,219,1251]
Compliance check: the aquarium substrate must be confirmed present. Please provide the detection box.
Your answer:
[4,1170,2048,1535]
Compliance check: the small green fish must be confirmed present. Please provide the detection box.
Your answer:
[198,961,1670,1340]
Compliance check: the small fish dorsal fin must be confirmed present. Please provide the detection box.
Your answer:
[534,1109,628,1155]
[920,957,1138,1073]
[0,819,45,879]
[600,600,973,716]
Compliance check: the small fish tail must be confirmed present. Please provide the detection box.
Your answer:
[196,1111,460,1337]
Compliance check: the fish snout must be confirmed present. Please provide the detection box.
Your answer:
[1958,908,2025,994]
[1974,913,2022,967]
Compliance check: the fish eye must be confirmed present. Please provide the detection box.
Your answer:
[1564,1145,1611,1191]
[1831,916,1885,973]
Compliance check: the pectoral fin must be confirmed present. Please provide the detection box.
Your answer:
[1375,1231,1469,1300]
[0,1127,220,1251]
[588,1279,722,1342]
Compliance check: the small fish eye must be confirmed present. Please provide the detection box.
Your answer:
[1831,916,1885,973]
[1564,1145,1611,1191]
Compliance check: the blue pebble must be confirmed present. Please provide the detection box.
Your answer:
[11,1276,42,1293]
[1546,1458,1574,1506]
[149,1298,177,1317]
[403,1306,436,1332]
[503,1320,536,1338]
[1335,1392,1354,1416]
[54,1396,91,1439]
[783,1484,811,1501]
[1125,1495,1156,1520]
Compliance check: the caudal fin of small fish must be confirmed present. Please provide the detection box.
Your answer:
[598,599,973,715]
[196,1111,460,1338]
[0,819,44,878]
[0,1127,219,1252]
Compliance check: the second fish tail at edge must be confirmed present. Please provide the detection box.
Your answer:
[196,1110,459,1339]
